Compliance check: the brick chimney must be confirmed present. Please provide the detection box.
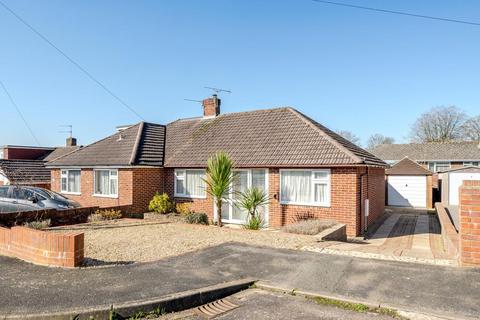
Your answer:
[66,137,77,147]
[202,94,221,118]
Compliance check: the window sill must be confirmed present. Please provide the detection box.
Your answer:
[280,201,330,208]
[174,194,207,200]
[93,194,119,199]
[61,191,81,196]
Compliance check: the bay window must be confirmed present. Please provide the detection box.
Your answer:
[174,169,206,198]
[94,169,118,197]
[280,169,330,206]
[60,169,81,194]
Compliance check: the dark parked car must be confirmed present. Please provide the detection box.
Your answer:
[0,185,80,213]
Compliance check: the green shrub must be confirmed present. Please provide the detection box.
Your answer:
[175,202,191,216]
[148,192,175,214]
[283,219,336,235]
[243,215,264,230]
[24,219,51,230]
[184,212,209,225]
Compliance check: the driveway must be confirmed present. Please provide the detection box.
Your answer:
[1,242,479,319]
[306,211,456,265]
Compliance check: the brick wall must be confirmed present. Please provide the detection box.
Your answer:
[132,168,164,213]
[459,180,480,267]
[269,168,361,236]
[166,167,385,237]
[165,168,214,217]
[0,226,84,267]
[2,147,53,160]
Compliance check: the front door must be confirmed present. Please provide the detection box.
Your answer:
[218,169,269,225]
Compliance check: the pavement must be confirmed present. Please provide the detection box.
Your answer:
[1,242,479,319]
[304,212,457,266]
[162,288,400,320]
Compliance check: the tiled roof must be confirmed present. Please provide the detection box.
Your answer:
[47,122,166,167]
[0,160,50,184]
[41,146,80,162]
[371,142,480,161]
[386,157,432,176]
[164,107,387,167]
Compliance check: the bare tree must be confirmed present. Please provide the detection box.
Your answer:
[337,130,361,145]
[410,106,467,143]
[461,116,480,141]
[367,134,395,150]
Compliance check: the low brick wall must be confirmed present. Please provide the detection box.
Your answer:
[435,203,459,258]
[0,205,133,227]
[0,226,84,267]
[459,180,480,267]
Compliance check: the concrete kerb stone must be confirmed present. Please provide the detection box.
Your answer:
[254,281,471,320]
[2,278,256,320]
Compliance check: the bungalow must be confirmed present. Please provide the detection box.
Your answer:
[0,141,79,189]
[47,96,388,236]
[371,142,480,173]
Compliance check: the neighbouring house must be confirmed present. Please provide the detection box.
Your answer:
[371,142,480,173]
[438,166,480,206]
[0,139,80,189]
[47,95,388,236]
[385,157,433,209]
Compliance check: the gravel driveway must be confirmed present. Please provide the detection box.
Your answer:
[51,219,316,266]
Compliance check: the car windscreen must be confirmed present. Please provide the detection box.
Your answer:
[42,189,69,201]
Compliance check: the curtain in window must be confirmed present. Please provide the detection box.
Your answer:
[110,175,118,195]
[281,171,311,203]
[314,183,327,203]
[95,170,110,194]
[186,170,205,196]
[68,171,80,193]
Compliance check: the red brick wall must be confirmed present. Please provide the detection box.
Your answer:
[51,169,133,208]
[51,168,164,213]
[269,168,361,236]
[165,168,214,216]
[3,147,53,160]
[0,226,84,267]
[360,167,386,233]
[459,180,480,267]
[132,168,164,213]
[166,167,385,237]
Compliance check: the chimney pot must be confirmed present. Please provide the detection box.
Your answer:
[66,137,77,147]
[202,94,221,118]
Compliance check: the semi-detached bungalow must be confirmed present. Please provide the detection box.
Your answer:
[47,96,388,236]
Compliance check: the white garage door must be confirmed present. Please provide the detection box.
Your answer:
[449,172,480,205]
[388,176,427,208]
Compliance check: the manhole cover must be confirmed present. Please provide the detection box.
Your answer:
[194,298,240,318]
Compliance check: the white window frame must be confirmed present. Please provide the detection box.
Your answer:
[217,169,269,225]
[463,161,479,167]
[60,169,81,195]
[93,169,118,198]
[174,169,207,199]
[428,162,451,173]
[279,169,331,207]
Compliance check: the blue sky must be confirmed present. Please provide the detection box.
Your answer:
[1,0,479,148]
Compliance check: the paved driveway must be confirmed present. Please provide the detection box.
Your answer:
[1,242,479,319]
[306,211,456,265]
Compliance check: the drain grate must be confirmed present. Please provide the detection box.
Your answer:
[194,298,240,318]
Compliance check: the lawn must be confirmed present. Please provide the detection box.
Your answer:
[51,219,317,266]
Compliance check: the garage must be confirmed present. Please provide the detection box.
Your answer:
[439,166,480,206]
[386,157,432,208]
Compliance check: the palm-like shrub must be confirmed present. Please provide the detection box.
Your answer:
[204,152,235,227]
[237,187,269,220]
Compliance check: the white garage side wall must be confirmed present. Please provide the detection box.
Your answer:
[387,176,427,208]
[449,173,480,205]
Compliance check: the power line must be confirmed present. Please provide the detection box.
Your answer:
[311,0,480,27]
[0,80,41,146]
[0,0,145,120]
